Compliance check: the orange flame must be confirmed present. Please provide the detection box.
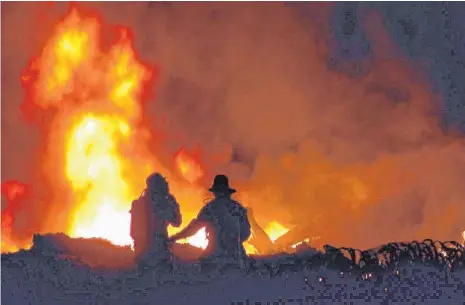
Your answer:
[25,9,151,247]
[11,8,292,256]
[1,181,28,203]
[264,221,290,242]
[1,181,32,253]
[20,9,217,252]
[175,148,204,184]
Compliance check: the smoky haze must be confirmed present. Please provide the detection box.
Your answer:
[2,2,465,250]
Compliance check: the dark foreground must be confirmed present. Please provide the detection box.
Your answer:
[2,234,465,305]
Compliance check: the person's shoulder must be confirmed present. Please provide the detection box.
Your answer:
[230,199,246,211]
[198,199,214,211]
[231,199,244,206]
[205,197,219,206]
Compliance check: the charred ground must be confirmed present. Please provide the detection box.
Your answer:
[2,234,465,304]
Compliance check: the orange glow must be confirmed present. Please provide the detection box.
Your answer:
[244,244,258,255]
[1,181,28,203]
[6,4,465,259]
[175,148,204,184]
[65,115,134,246]
[243,235,259,255]
[17,9,215,251]
[51,14,145,247]
[1,181,32,253]
[291,238,310,249]
[25,9,149,247]
[176,227,209,250]
[175,228,260,255]
[264,221,290,242]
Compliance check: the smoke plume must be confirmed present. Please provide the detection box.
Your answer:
[2,2,465,251]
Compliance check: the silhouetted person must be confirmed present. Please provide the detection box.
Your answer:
[170,175,251,269]
[130,173,181,269]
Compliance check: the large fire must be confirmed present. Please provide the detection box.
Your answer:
[6,9,289,255]
[31,10,149,248]
[4,3,465,262]
[67,116,133,246]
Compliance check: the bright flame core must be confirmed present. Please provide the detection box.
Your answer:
[66,116,133,246]
[176,227,209,250]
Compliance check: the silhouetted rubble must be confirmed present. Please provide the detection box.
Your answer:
[320,239,465,275]
[3,234,465,305]
[4,233,464,280]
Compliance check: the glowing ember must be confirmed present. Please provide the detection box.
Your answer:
[438,248,448,258]
[291,238,310,249]
[264,221,290,242]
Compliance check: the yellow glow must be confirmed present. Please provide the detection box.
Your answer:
[264,221,290,242]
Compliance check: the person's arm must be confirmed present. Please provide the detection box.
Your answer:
[170,205,210,241]
[170,218,203,241]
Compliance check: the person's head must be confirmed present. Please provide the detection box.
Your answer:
[208,174,236,198]
[146,173,169,195]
